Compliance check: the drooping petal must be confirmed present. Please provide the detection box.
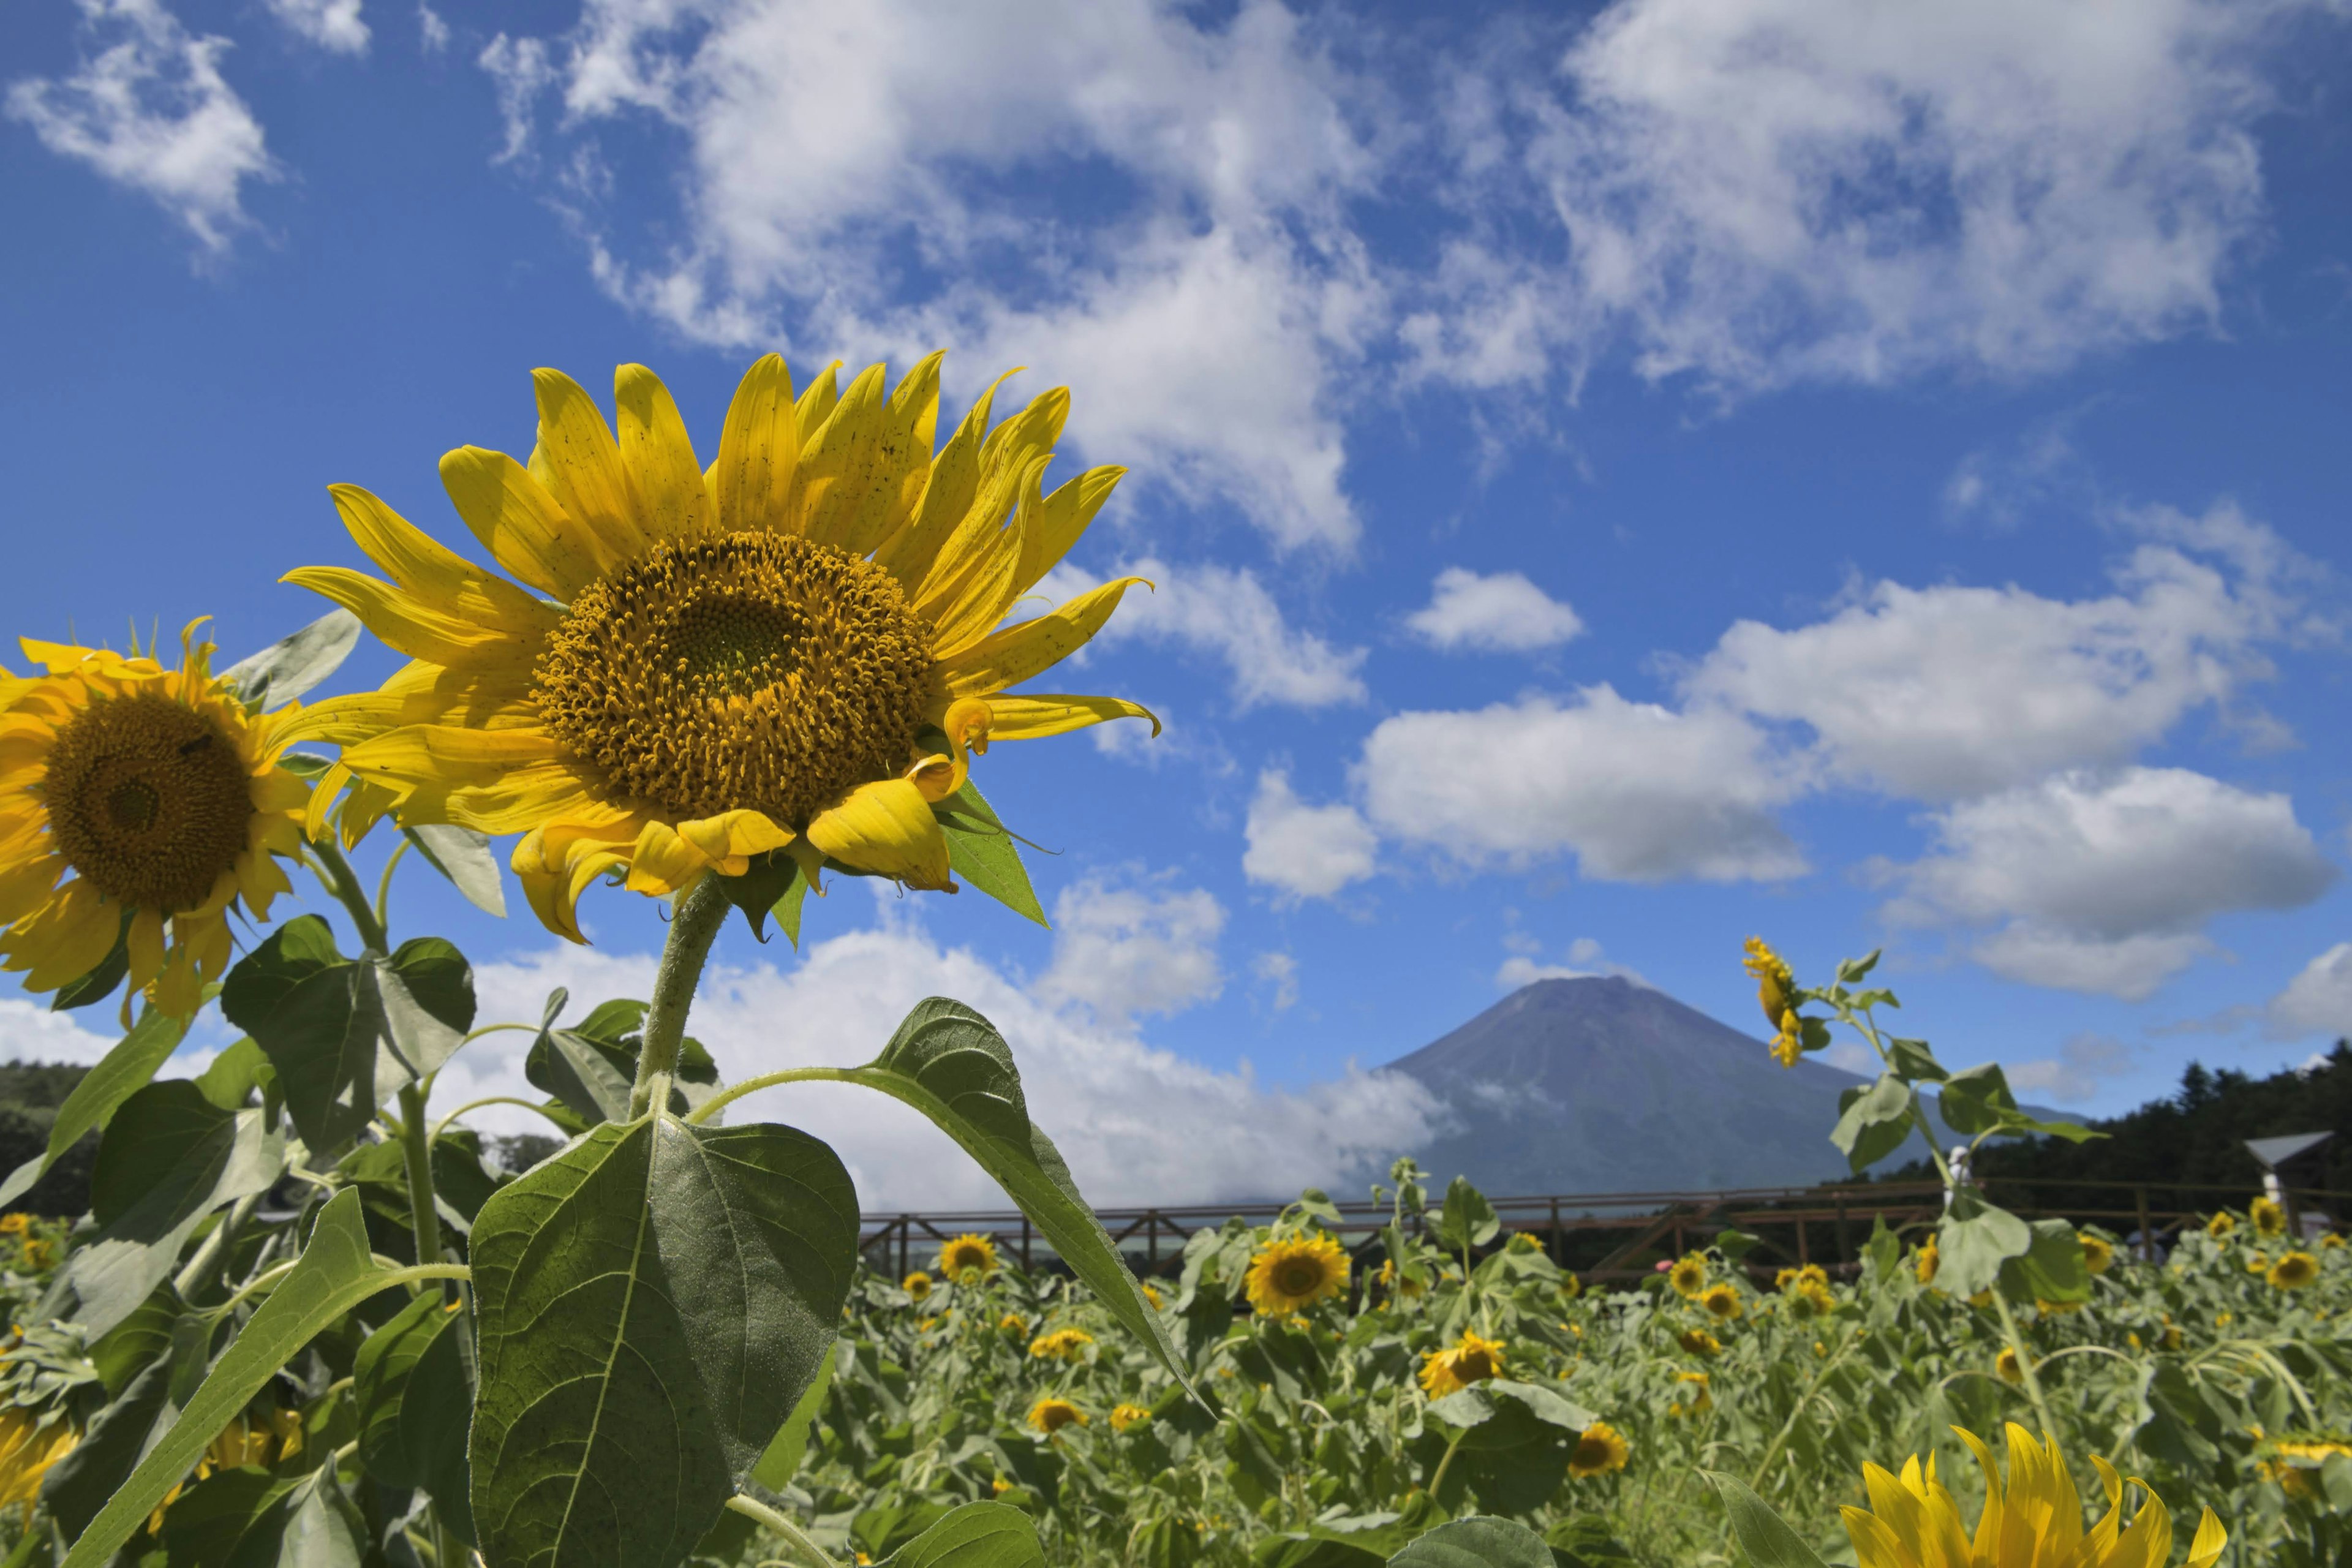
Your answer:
[615,363,712,542]
[981,693,1159,742]
[127,906,166,993]
[932,576,1148,699]
[624,820,708,895]
[710,353,801,537]
[673,809,794,872]
[440,445,619,600]
[532,368,650,563]
[805,777,950,889]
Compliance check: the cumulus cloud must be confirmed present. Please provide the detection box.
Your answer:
[1517,0,2299,392]
[417,3,449,54]
[1407,568,1585,653]
[1357,687,1806,882]
[1243,771,1378,901]
[7,0,277,254]
[0,1000,129,1067]
[1686,508,2303,801]
[496,0,1374,551]
[450,923,1438,1208]
[2266,943,2352,1041]
[1253,951,1300,1012]
[2004,1033,2136,1105]
[1036,875,1225,1028]
[1876,766,2337,999]
[264,0,369,54]
[1049,560,1367,711]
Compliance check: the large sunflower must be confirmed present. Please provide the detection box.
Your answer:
[285,355,1155,940]
[1841,1425,2226,1568]
[0,628,307,1016]
[1244,1234,1351,1316]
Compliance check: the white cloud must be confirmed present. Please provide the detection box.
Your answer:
[451,923,1437,1208]
[1520,0,2297,392]
[0,1000,127,1068]
[265,0,369,54]
[477,32,552,165]
[1877,766,2337,999]
[7,0,277,254]
[1253,951,1300,1012]
[1049,559,1367,711]
[1036,875,1225,1028]
[418,3,449,54]
[2266,943,2352,1040]
[502,0,1376,551]
[1243,771,1377,902]
[1357,687,1806,882]
[1494,935,1647,989]
[1686,509,2302,800]
[2003,1033,2136,1106]
[1407,568,1585,654]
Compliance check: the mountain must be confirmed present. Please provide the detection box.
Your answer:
[1384,976,1894,1196]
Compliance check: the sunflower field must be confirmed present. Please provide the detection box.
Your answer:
[0,350,2335,1568]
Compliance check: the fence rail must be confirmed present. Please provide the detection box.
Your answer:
[858,1176,2346,1284]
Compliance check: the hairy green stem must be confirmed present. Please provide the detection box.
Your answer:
[372,839,410,938]
[630,876,733,1120]
[725,1494,840,1568]
[685,1065,851,1126]
[396,1082,445,1277]
[311,836,388,954]
[429,1096,575,1144]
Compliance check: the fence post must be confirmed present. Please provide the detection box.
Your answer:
[2135,1187,2154,1263]
[1834,1196,1851,1268]
[1550,1197,1561,1265]
[1796,1216,1809,1267]
[1021,1215,1033,1272]
[897,1216,910,1281]
[1147,1210,1159,1270]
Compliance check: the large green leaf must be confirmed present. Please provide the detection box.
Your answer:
[1934,1189,2033,1301]
[883,1502,1049,1568]
[0,1002,191,1205]
[403,823,508,918]
[1432,1177,1501,1253]
[1701,1472,1832,1568]
[1385,1517,1553,1568]
[220,916,476,1152]
[61,1083,283,1335]
[750,1340,839,1491]
[841,998,1193,1395]
[220,608,362,710]
[467,1115,859,1568]
[353,1290,475,1542]
[1998,1219,2090,1305]
[527,988,722,1125]
[1829,1073,1915,1174]
[62,1190,405,1568]
[1425,1380,1595,1451]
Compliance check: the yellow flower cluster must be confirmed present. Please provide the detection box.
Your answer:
[1028,1327,1094,1363]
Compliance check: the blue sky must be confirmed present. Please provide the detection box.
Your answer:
[5,0,2351,1205]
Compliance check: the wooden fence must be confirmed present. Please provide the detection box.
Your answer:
[858,1176,2345,1285]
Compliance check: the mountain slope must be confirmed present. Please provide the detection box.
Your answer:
[1384,976,1890,1195]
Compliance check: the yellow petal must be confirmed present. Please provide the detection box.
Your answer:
[532,368,649,563]
[908,699,993,804]
[127,907,166,992]
[982,693,1159,741]
[2185,1509,2228,1568]
[674,809,793,872]
[932,576,1147,699]
[325,484,558,635]
[1013,464,1125,597]
[1838,1507,1912,1568]
[282,567,540,676]
[7,880,118,988]
[794,360,842,443]
[912,453,1040,657]
[616,363,712,542]
[624,820,709,895]
[872,367,1020,586]
[805,777,950,889]
[440,445,619,600]
[0,853,64,925]
[513,814,639,943]
[796,354,943,556]
[711,354,800,537]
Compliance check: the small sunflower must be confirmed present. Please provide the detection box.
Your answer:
[901,1271,932,1300]
[2261,1436,2352,1501]
[2269,1252,2320,1291]
[1243,1234,1351,1316]
[1995,1348,2024,1385]
[1025,1398,1087,1436]
[1700,1283,1743,1321]
[1677,1328,1721,1359]
[0,1215,29,1237]
[1672,1371,1712,1416]
[936,1233,999,1283]
[1140,1281,1164,1310]
[1506,1231,1542,1253]
[0,628,309,1016]
[2079,1233,2114,1275]
[285,355,1157,941]
[997,1313,1025,1338]
[2205,1212,2236,1239]
[1028,1327,1093,1363]
[2036,1298,2083,1318]
[1915,1237,1939,1286]
[1567,1421,1630,1479]
[2325,1234,2345,1250]
[2251,1196,2288,1238]
[1418,1330,1506,1398]
[2245,1251,2272,1276]
[1793,1281,1836,1318]
[1108,1403,1152,1434]
[1741,937,1795,1026]
[0,1410,75,1523]
[1667,1254,1708,1298]
[1841,1426,2226,1568]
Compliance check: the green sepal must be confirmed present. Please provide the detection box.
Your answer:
[933,778,1047,927]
